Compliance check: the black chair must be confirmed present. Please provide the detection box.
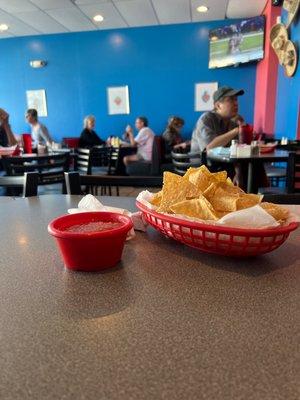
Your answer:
[91,146,114,175]
[265,164,287,187]
[65,172,163,196]
[259,151,300,195]
[171,151,206,175]
[2,153,70,194]
[287,152,300,193]
[262,193,300,204]
[126,136,171,176]
[75,148,92,174]
[0,172,38,197]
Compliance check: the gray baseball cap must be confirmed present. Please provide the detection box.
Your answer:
[213,86,244,103]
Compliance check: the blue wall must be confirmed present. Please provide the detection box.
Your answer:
[0,21,257,142]
[274,13,300,139]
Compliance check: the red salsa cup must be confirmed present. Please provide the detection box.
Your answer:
[48,212,133,272]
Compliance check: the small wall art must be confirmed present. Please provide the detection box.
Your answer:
[195,82,218,112]
[107,86,130,115]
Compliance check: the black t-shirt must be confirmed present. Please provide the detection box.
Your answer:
[79,129,105,148]
[0,125,8,147]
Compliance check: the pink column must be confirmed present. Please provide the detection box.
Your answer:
[253,0,281,136]
[297,103,300,139]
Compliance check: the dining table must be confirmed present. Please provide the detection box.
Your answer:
[207,149,290,193]
[0,194,299,400]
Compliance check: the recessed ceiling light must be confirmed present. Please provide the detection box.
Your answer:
[197,5,209,13]
[93,14,104,22]
[0,24,9,32]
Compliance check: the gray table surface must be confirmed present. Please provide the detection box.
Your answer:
[0,195,299,400]
[207,149,290,163]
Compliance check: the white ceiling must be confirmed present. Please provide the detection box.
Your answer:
[0,0,268,39]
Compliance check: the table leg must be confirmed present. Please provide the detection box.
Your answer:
[247,161,254,193]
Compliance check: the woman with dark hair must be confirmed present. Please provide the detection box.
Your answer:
[162,116,184,156]
[79,115,105,148]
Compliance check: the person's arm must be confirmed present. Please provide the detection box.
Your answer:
[127,130,138,147]
[40,125,53,144]
[206,127,240,150]
[173,140,191,150]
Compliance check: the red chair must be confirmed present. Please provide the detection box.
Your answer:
[22,133,32,154]
[62,137,80,149]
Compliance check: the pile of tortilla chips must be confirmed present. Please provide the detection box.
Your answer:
[150,166,289,224]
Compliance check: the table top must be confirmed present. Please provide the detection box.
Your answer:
[0,195,299,400]
[207,149,290,163]
[3,151,70,159]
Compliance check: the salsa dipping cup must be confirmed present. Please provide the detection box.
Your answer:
[48,212,133,272]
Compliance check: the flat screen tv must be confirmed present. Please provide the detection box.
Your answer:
[209,16,265,69]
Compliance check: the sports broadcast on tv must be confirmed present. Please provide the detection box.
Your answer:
[209,16,265,69]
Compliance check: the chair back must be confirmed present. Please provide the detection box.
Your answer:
[0,172,38,197]
[65,172,163,195]
[287,151,300,193]
[2,153,69,184]
[171,151,205,175]
[91,146,112,172]
[75,148,92,174]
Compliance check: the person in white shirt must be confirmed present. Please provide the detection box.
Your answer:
[25,109,53,147]
[123,116,154,166]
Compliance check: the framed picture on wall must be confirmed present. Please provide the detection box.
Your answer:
[26,89,48,117]
[195,82,218,112]
[107,86,130,115]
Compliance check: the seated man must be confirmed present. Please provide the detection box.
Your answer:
[0,108,17,147]
[190,86,246,186]
[123,117,155,166]
[25,108,53,147]
[191,86,244,153]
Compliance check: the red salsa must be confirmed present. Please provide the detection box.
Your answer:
[65,221,123,233]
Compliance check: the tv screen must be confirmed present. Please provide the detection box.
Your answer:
[209,16,265,69]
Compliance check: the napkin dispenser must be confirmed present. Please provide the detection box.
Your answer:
[236,145,252,158]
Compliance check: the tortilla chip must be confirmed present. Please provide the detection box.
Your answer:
[226,177,234,186]
[183,167,200,180]
[209,187,239,212]
[203,182,219,200]
[188,166,213,192]
[260,202,289,222]
[150,190,163,207]
[212,170,228,183]
[170,195,219,221]
[237,194,263,210]
[157,172,197,213]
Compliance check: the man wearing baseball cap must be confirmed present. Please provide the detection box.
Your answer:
[190,86,245,153]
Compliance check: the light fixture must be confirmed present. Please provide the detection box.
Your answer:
[93,14,104,22]
[0,24,9,32]
[30,60,47,68]
[197,5,209,13]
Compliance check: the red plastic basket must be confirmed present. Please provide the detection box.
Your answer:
[136,201,298,257]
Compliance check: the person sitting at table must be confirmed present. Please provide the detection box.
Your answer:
[79,115,105,148]
[25,109,53,147]
[123,117,155,166]
[162,116,184,158]
[190,86,244,153]
[0,108,17,147]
